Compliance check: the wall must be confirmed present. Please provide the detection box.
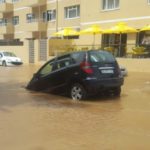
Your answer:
[117,58,150,73]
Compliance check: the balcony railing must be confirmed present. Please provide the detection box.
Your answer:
[25,18,47,32]
[26,18,43,23]
[21,0,46,7]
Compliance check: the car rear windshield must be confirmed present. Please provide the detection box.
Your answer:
[89,51,115,63]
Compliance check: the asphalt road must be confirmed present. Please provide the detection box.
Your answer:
[0,65,150,150]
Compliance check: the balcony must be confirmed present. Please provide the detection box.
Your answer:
[0,24,14,34]
[14,31,36,39]
[25,19,47,32]
[0,2,13,13]
[22,0,46,7]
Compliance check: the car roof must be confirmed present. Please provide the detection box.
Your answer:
[56,49,108,57]
[48,49,111,62]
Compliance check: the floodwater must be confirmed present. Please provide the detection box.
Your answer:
[0,65,150,150]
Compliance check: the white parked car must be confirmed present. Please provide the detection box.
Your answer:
[120,66,128,77]
[0,51,23,66]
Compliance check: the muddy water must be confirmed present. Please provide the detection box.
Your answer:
[0,65,150,150]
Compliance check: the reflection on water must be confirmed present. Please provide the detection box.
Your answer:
[0,65,150,150]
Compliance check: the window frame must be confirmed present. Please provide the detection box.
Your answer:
[26,13,36,23]
[12,0,20,3]
[43,9,56,22]
[102,0,119,11]
[0,18,7,26]
[64,5,80,19]
[12,16,19,25]
[0,0,5,4]
[47,9,56,21]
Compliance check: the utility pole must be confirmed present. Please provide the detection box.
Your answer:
[56,0,58,32]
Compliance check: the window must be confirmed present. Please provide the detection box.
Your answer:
[12,0,20,3]
[0,0,5,4]
[43,10,56,22]
[3,52,16,57]
[12,16,19,25]
[0,18,7,26]
[139,31,150,46]
[71,52,85,64]
[148,0,150,4]
[65,5,80,19]
[26,14,35,23]
[102,0,119,10]
[43,12,47,21]
[89,51,115,63]
[47,10,56,21]
[56,58,70,69]
[39,61,55,77]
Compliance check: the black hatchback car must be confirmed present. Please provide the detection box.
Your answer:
[27,50,124,100]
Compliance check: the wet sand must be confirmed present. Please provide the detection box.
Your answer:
[0,65,150,150]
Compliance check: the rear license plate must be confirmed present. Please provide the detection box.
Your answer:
[101,69,114,74]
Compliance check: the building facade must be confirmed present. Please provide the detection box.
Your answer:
[0,0,150,63]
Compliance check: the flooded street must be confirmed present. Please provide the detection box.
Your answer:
[0,65,150,150]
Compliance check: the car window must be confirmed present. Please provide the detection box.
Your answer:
[89,51,115,63]
[3,52,16,57]
[0,53,2,58]
[56,57,71,70]
[39,62,55,77]
[71,52,85,64]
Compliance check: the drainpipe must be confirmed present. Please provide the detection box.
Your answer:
[55,0,58,56]
[39,5,41,39]
[56,0,58,32]
[38,5,41,62]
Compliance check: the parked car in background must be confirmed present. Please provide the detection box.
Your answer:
[27,50,124,100]
[0,51,23,66]
[120,66,128,77]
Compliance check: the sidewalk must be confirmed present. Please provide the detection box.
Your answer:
[117,58,150,73]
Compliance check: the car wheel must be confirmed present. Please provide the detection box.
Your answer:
[2,61,7,67]
[113,87,121,97]
[71,83,87,100]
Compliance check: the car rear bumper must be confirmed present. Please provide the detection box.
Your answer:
[83,76,124,94]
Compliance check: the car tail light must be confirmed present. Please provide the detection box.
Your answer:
[80,61,93,74]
